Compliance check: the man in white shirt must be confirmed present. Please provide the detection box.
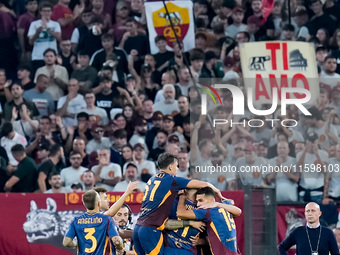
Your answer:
[114,162,146,192]
[28,2,61,72]
[92,149,122,191]
[153,84,180,115]
[45,172,71,193]
[0,122,27,167]
[81,90,108,125]
[57,78,86,128]
[60,150,87,188]
[177,151,189,178]
[86,123,111,154]
[320,55,340,88]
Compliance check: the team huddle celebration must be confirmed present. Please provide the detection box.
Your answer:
[2,0,340,253]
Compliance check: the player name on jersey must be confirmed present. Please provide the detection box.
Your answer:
[77,217,103,224]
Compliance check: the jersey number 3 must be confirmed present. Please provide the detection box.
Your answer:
[84,227,97,253]
[143,180,161,201]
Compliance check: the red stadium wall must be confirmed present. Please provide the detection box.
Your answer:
[1,192,319,255]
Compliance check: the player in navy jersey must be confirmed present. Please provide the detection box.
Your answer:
[63,190,124,254]
[177,187,242,255]
[164,188,203,255]
[133,153,226,255]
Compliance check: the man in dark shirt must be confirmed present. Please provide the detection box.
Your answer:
[174,96,189,129]
[278,202,339,254]
[153,35,174,74]
[4,144,38,192]
[307,0,336,37]
[37,144,65,193]
[120,18,149,72]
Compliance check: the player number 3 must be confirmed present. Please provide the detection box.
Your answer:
[84,227,97,253]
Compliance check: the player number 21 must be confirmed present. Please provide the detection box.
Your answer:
[218,208,236,231]
[84,227,97,253]
[143,180,161,201]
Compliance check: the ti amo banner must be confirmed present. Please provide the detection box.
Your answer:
[145,1,195,54]
[240,41,319,105]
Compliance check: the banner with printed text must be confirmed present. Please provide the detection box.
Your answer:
[240,41,319,105]
[145,1,195,54]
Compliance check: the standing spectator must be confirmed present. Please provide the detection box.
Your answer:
[56,78,86,128]
[17,65,35,91]
[250,0,275,40]
[265,141,299,202]
[81,90,108,125]
[4,144,37,192]
[71,50,98,91]
[153,35,174,74]
[34,48,69,102]
[17,0,38,64]
[129,117,148,149]
[128,143,156,180]
[225,6,247,39]
[145,111,163,151]
[86,124,111,154]
[222,56,240,80]
[147,129,168,162]
[51,0,83,39]
[44,171,71,193]
[200,51,220,78]
[90,0,111,31]
[37,144,65,192]
[306,0,336,37]
[323,144,340,204]
[58,38,76,76]
[114,162,146,192]
[91,33,128,85]
[92,149,122,191]
[112,1,130,46]
[110,129,127,164]
[176,66,191,96]
[320,55,340,88]
[83,170,96,191]
[189,50,205,80]
[11,103,39,140]
[174,96,189,128]
[60,150,87,188]
[153,84,180,115]
[297,132,328,203]
[177,151,190,178]
[316,45,328,71]
[3,82,39,122]
[70,9,103,56]
[119,18,149,71]
[0,122,26,168]
[28,2,61,75]
[24,74,55,116]
[278,202,339,254]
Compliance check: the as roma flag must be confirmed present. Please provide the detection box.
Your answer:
[145,1,195,54]
[262,0,275,24]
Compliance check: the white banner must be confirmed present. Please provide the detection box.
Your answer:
[145,1,195,54]
[240,41,319,105]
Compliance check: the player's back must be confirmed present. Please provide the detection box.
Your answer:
[71,213,115,255]
[194,201,239,255]
[136,172,190,229]
[166,198,200,253]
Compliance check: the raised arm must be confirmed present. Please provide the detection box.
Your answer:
[104,181,139,217]
[198,202,242,217]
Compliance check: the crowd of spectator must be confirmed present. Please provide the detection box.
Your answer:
[0,0,340,210]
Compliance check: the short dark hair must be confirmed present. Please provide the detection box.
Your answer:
[39,2,52,11]
[82,190,99,210]
[157,129,168,137]
[93,186,108,194]
[77,112,89,120]
[2,122,13,137]
[70,150,82,157]
[114,113,126,121]
[48,171,60,180]
[40,115,51,123]
[49,144,62,157]
[10,81,23,91]
[324,55,336,62]
[101,33,113,41]
[113,129,127,139]
[195,187,215,198]
[84,169,95,176]
[18,64,31,72]
[155,35,166,43]
[126,17,137,24]
[11,144,26,155]
[157,152,178,170]
[36,74,49,82]
[43,48,57,56]
[78,50,90,57]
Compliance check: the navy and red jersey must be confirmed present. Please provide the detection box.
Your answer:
[193,201,239,255]
[136,172,190,229]
[65,212,119,255]
[165,198,200,254]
